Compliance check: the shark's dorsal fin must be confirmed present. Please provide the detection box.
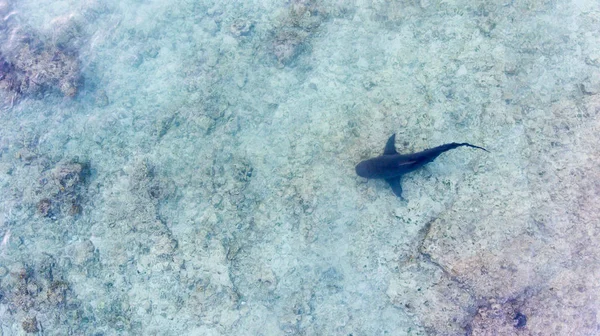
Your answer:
[383,134,398,155]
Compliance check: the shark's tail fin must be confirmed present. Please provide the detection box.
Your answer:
[459,143,489,152]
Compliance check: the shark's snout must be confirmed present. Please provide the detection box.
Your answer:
[355,160,373,178]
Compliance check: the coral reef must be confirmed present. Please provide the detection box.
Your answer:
[466,298,529,334]
[14,44,80,97]
[270,0,327,66]
[36,198,52,217]
[272,29,310,66]
[0,1,81,102]
[34,161,89,220]
[21,316,39,333]
[0,55,21,93]
[268,0,353,66]
[0,44,80,99]
[0,256,91,334]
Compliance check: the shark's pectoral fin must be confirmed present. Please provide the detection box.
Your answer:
[383,134,398,155]
[385,177,404,199]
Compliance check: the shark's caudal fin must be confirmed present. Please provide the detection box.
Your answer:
[456,143,489,153]
[385,135,489,156]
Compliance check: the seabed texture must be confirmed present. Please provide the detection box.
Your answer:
[0,0,599,335]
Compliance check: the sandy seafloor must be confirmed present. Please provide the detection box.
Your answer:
[0,0,599,335]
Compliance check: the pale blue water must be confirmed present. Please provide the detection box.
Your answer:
[0,0,599,335]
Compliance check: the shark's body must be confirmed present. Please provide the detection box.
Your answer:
[356,134,488,198]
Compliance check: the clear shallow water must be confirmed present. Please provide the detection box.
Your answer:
[0,0,599,335]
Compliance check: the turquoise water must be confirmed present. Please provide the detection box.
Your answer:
[0,0,599,335]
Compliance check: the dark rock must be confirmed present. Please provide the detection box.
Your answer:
[0,20,81,101]
[514,312,527,328]
[53,162,83,191]
[21,316,39,333]
[272,29,308,65]
[37,198,52,217]
[230,18,253,37]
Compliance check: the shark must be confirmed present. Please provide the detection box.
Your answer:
[355,134,488,199]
